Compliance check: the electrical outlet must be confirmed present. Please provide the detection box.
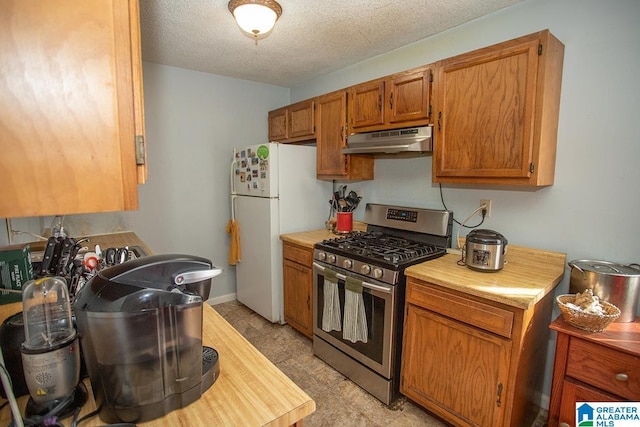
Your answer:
[480,199,492,217]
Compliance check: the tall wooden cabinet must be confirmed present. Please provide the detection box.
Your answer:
[0,0,146,218]
[282,241,314,338]
[316,91,374,181]
[432,30,564,187]
[348,66,432,133]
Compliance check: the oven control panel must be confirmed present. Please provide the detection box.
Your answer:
[314,250,398,285]
[386,208,418,223]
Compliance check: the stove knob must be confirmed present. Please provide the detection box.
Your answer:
[327,254,336,264]
[373,268,384,279]
[361,264,372,275]
[343,259,353,269]
[318,252,326,261]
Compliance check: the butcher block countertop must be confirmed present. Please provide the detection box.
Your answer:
[280,222,367,249]
[406,245,567,310]
[0,232,314,426]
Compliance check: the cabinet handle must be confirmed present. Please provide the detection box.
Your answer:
[307,295,310,309]
[496,383,503,407]
[615,373,629,382]
[389,92,393,110]
[378,94,382,111]
[340,125,344,141]
[437,111,442,131]
[559,423,570,427]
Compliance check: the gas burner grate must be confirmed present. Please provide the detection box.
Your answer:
[319,232,445,266]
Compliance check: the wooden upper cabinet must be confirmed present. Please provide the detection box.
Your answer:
[349,66,432,133]
[316,91,373,181]
[268,107,288,141]
[349,80,385,129]
[433,30,564,186]
[268,99,315,143]
[0,0,146,218]
[288,100,315,140]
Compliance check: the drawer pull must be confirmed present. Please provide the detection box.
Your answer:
[559,423,570,427]
[615,373,629,382]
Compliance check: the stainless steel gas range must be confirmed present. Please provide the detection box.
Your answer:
[312,203,453,404]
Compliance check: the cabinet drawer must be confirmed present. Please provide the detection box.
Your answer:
[567,338,640,400]
[283,243,312,265]
[406,279,513,338]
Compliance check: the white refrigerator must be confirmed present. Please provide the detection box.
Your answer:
[231,142,331,323]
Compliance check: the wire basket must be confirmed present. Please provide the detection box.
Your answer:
[556,294,621,332]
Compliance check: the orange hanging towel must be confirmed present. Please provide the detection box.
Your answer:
[226,219,242,265]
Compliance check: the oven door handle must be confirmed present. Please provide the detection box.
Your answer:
[313,262,393,294]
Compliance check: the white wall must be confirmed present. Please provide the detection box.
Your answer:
[290,0,640,405]
[121,64,291,300]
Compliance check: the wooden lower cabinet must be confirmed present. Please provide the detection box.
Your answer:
[401,277,554,427]
[548,317,640,427]
[282,242,314,338]
[402,305,511,426]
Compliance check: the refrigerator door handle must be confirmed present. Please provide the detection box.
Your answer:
[230,155,237,220]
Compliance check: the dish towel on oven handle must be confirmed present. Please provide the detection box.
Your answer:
[343,276,368,343]
[322,268,342,332]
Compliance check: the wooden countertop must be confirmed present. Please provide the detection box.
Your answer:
[281,229,566,310]
[550,315,640,356]
[406,245,567,310]
[0,232,315,426]
[280,222,367,249]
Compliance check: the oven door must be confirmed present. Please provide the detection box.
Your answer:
[312,261,396,378]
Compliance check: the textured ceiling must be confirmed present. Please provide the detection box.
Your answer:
[139,0,523,87]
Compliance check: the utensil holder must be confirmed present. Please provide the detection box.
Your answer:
[336,212,353,233]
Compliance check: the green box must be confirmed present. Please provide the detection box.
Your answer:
[0,243,34,305]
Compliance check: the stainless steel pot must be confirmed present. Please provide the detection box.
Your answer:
[568,260,640,322]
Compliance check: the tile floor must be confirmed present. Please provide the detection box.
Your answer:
[211,300,548,427]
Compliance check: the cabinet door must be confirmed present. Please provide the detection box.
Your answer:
[0,0,144,218]
[434,38,539,181]
[401,304,511,427]
[349,80,385,130]
[558,379,620,427]
[268,107,288,141]
[316,91,374,181]
[433,30,564,186]
[283,259,313,338]
[316,91,349,178]
[387,68,431,124]
[288,100,315,141]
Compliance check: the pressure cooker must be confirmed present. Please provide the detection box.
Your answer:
[464,229,508,272]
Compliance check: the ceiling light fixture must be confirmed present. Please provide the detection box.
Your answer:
[228,0,282,44]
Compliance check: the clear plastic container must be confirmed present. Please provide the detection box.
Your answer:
[21,276,75,350]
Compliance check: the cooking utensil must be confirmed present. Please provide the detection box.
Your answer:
[568,260,640,322]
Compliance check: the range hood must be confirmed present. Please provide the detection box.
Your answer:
[342,126,433,154]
